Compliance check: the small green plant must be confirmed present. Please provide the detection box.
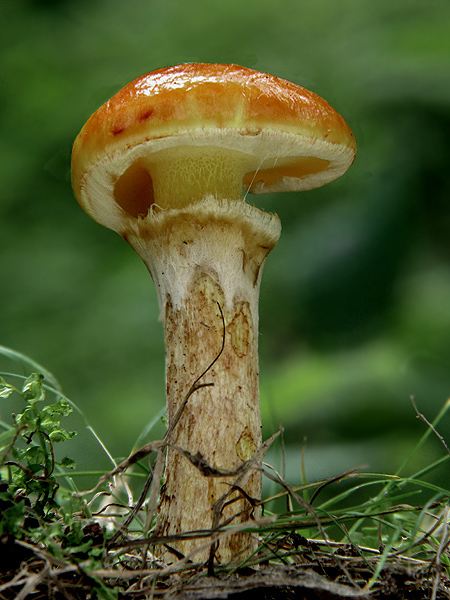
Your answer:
[0,373,77,534]
[0,362,120,599]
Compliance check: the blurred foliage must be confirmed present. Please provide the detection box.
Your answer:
[1,0,450,482]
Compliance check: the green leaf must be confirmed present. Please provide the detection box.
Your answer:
[22,373,45,404]
[49,429,76,443]
[0,385,14,399]
[14,408,37,431]
[59,456,76,469]
[12,446,26,461]
[25,446,47,467]
[42,398,73,419]
[0,500,26,536]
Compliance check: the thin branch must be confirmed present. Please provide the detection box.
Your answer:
[411,396,450,458]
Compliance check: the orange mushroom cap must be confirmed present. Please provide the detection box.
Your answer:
[72,63,356,230]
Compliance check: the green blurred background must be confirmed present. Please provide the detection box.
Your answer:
[1,0,450,486]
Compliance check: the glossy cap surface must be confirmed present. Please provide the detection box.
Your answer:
[72,63,356,229]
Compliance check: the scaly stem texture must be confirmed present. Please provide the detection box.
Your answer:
[124,198,280,562]
[159,272,261,562]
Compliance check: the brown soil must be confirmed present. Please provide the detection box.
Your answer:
[2,536,450,600]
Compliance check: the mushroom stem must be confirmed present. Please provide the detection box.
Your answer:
[162,273,261,562]
[123,197,281,562]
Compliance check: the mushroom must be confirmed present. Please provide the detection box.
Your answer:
[71,63,356,563]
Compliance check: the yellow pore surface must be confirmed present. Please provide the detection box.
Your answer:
[114,146,251,216]
[113,145,329,217]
